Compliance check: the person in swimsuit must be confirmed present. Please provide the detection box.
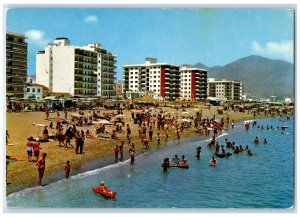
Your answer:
[254,136,259,144]
[114,145,119,162]
[36,153,47,186]
[99,181,108,192]
[32,140,40,162]
[64,160,71,179]
[210,155,217,165]
[119,141,124,161]
[172,154,181,164]
[195,146,201,160]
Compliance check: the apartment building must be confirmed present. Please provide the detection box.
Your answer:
[6,31,28,98]
[114,80,125,99]
[123,58,180,100]
[207,78,243,101]
[180,65,207,100]
[36,38,116,97]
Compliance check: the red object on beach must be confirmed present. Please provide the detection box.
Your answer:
[169,163,189,169]
[92,187,116,199]
[55,117,62,123]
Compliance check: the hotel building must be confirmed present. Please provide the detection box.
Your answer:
[6,31,28,98]
[114,80,125,99]
[123,58,180,100]
[207,78,243,101]
[180,65,207,100]
[36,38,116,97]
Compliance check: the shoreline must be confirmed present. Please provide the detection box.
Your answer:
[6,117,256,196]
[7,105,285,196]
[6,133,209,196]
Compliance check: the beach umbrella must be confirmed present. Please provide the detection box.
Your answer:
[34,123,46,137]
[92,119,111,125]
[115,114,125,118]
[181,119,191,122]
[92,107,103,111]
[71,113,82,117]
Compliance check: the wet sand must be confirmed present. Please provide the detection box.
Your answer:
[6,104,257,195]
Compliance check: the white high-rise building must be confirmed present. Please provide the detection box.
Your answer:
[36,38,116,97]
[123,58,181,100]
[180,65,207,100]
[207,78,243,101]
[6,31,28,98]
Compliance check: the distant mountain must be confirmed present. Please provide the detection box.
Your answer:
[194,55,294,99]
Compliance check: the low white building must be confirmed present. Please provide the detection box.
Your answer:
[25,83,49,100]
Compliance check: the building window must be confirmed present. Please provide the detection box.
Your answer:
[32,88,35,92]
[27,88,30,92]
[38,89,41,93]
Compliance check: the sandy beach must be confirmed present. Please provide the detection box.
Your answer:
[6,103,259,195]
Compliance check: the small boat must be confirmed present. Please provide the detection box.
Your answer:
[169,163,189,168]
[92,187,116,199]
[281,126,289,130]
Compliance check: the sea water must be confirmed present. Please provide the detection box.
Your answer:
[6,117,294,208]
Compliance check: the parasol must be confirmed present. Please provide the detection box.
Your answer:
[71,113,82,117]
[92,119,111,125]
[34,123,46,137]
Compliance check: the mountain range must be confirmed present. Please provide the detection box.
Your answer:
[194,55,294,99]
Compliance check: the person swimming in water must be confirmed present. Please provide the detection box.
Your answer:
[161,158,170,172]
[180,155,188,165]
[254,136,259,144]
[172,154,181,164]
[195,146,201,160]
[209,155,217,166]
[263,139,267,144]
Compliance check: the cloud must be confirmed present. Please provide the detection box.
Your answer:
[25,29,49,48]
[251,40,294,63]
[83,15,98,23]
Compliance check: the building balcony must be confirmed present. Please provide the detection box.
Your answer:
[7,49,27,55]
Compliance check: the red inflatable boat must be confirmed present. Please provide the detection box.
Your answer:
[92,187,116,199]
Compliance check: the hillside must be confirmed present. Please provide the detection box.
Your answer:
[194,55,294,99]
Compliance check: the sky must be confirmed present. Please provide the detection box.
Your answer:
[6,7,294,80]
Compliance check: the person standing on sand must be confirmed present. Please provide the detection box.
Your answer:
[79,130,85,154]
[114,145,120,162]
[64,160,71,179]
[6,130,10,146]
[157,133,161,147]
[64,109,68,120]
[126,124,131,137]
[45,108,49,120]
[119,141,124,161]
[36,153,47,186]
[75,130,80,154]
[32,140,40,162]
[231,120,235,129]
[6,160,9,184]
[149,125,153,142]
[129,147,135,165]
